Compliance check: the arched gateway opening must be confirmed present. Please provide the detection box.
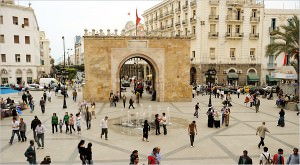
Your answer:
[118,55,158,101]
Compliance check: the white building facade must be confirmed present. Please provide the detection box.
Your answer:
[0,1,40,84]
[143,0,264,86]
[74,35,84,65]
[39,31,53,77]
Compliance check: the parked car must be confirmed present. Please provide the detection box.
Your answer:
[122,81,130,87]
[26,84,44,91]
[262,86,276,93]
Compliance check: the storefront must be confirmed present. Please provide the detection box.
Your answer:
[271,66,298,95]
[247,74,260,86]
[266,75,280,86]
[227,72,239,86]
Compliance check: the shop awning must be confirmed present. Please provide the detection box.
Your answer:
[227,73,239,79]
[266,75,280,82]
[271,66,297,80]
[247,74,260,82]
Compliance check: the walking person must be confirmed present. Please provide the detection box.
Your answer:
[272,148,284,164]
[259,147,272,165]
[31,116,40,141]
[194,102,199,118]
[286,148,299,164]
[63,112,70,133]
[130,150,139,165]
[76,113,82,134]
[122,95,126,108]
[100,116,108,140]
[85,107,91,129]
[188,121,197,147]
[72,90,77,102]
[78,140,86,165]
[221,106,226,126]
[256,122,270,148]
[237,88,241,99]
[46,90,52,102]
[51,113,58,134]
[213,110,221,128]
[255,98,260,113]
[142,120,150,142]
[24,140,36,165]
[91,102,96,119]
[69,113,76,133]
[29,97,34,113]
[224,107,231,127]
[155,114,161,135]
[129,96,135,109]
[148,147,158,165]
[19,118,27,142]
[85,143,93,164]
[35,122,45,149]
[238,150,252,164]
[162,112,167,135]
[9,117,21,144]
[277,109,285,127]
[39,97,45,114]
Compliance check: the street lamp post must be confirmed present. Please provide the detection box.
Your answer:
[205,69,216,107]
[62,36,67,109]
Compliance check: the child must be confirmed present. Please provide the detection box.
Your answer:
[58,119,63,133]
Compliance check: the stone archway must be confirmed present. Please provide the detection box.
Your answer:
[83,36,192,102]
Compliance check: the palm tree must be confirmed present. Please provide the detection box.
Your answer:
[266,15,299,95]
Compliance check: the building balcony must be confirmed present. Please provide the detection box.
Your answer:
[175,8,181,14]
[230,57,236,61]
[208,32,219,38]
[225,32,243,39]
[182,4,188,11]
[164,12,169,18]
[209,15,219,21]
[190,17,197,24]
[209,0,219,5]
[175,21,181,27]
[226,0,244,6]
[249,33,259,39]
[250,16,260,23]
[267,63,277,69]
[182,19,188,25]
[169,10,174,16]
[226,15,244,22]
[159,14,164,20]
[269,27,279,35]
[190,0,197,8]
[248,1,264,7]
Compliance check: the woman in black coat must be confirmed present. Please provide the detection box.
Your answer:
[85,143,93,164]
[77,140,86,165]
[143,120,150,142]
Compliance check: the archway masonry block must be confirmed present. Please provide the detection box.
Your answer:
[83,36,192,102]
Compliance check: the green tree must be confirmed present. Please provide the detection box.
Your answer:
[266,15,299,95]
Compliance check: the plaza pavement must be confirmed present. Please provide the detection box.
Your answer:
[0,88,299,165]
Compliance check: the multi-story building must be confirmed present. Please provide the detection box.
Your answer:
[124,21,146,36]
[261,9,299,94]
[0,0,40,84]
[74,35,84,65]
[39,31,53,77]
[143,0,265,86]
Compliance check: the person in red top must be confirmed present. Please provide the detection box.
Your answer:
[273,148,284,164]
[148,147,158,165]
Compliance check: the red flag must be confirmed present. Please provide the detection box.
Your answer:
[128,12,130,16]
[283,53,287,66]
[136,9,141,26]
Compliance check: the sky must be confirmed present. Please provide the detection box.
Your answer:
[16,0,299,63]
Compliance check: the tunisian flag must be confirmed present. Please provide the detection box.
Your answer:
[136,8,141,26]
[283,53,287,66]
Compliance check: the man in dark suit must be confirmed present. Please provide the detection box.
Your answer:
[238,150,252,164]
[24,140,36,164]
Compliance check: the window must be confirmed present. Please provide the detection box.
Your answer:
[13,16,18,25]
[41,59,44,65]
[0,15,3,24]
[0,34,4,43]
[192,51,195,58]
[210,48,215,59]
[252,9,257,17]
[185,28,188,36]
[192,26,196,34]
[26,54,31,62]
[15,54,21,62]
[14,35,19,44]
[227,25,232,33]
[235,25,240,33]
[271,18,276,29]
[192,10,196,17]
[27,77,32,84]
[210,24,216,33]
[230,48,235,58]
[252,25,256,34]
[250,48,255,59]
[185,13,188,19]
[25,36,30,44]
[23,18,29,26]
[1,54,6,62]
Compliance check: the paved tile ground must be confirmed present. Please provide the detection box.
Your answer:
[0,87,299,164]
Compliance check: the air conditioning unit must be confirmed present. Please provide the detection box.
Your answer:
[223,70,227,74]
[238,70,242,74]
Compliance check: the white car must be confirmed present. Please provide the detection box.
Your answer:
[262,86,276,93]
[27,84,44,91]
